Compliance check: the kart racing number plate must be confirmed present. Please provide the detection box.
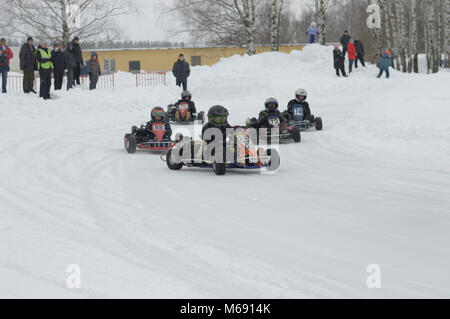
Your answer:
[152,123,167,142]
[293,105,304,118]
[268,117,281,127]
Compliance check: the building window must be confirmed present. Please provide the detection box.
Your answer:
[104,59,116,74]
[129,61,141,74]
[191,56,202,66]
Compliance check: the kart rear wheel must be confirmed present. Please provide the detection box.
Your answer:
[125,134,137,154]
[166,148,183,170]
[267,149,281,172]
[293,127,301,143]
[213,161,226,176]
[315,117,323,131]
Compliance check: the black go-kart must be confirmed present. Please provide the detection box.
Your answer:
[124,123,176,153]
[167,103,205,125]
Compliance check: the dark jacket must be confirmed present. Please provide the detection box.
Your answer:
[172,60,190,81]
[287,100,312,119]
[340,34,351,48]
[19,43,37,72]
[145,121,172,138]
[64,43,76,69]
[174,98,197,114]
[51,48,66,72]
[333,48,345,68]
[202,122,232,143]
[354,40,365,56]
[258,110,287,128]
[377,54,392,70]
[71,41,83,65]
[36,46,54,71]
[86,51,101,76]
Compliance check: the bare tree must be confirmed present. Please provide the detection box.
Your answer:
[316,0,327,45]
[0,0,134,45]
[270,0,284,51]
[170,0,259,55]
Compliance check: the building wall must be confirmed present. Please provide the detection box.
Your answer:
[82,45,305,72]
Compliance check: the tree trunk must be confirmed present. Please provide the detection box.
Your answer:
[317,0,326,45]
[270,0,278,51]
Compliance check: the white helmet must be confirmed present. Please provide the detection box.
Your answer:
[295,88,307,101]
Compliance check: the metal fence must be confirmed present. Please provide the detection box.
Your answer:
[6,75,38,93]
[136,71,167,87]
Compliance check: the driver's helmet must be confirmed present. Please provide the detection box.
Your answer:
[265,97,279,112]
[181,90,192,100]
[151,106,165,121]
[295,88,307,102]
[208,105,229,127]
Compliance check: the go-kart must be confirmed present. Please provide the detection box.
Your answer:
[247,114,302,144]
[167,102,205,124]
[285,104,323,131]
[162,128,280,176]
[124,122,175,153]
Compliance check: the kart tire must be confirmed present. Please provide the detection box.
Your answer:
[213,161,226,176]
[166,148,183,171]
[293,126,301,143]
[315,117,323,131]
[125,134,137,154]
[267,149,281,172]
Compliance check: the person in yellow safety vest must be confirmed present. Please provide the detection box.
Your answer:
[36,41,54,100]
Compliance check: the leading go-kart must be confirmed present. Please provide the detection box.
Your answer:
[124,122,175,153]
[162,129,280,176]
[167,102,205,125]
[285,104,323,131]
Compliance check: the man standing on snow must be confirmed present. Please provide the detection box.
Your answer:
[19,37,37,94]
[72,36,83,86]
[0,38,14,93]
[340,30,351,57]
[36,41,54,100]
[354,37,366,68]
[64,42,76,91]
[172,53,190,91]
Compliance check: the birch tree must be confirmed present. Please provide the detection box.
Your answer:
[0,0,134,45]
[270,0,284,51]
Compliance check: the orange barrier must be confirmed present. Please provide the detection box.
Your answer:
[136,72,167,87]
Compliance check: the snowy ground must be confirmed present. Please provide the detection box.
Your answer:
[1,45,449,298]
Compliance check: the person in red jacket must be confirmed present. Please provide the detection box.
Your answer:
[347,38,357,74]
[0,38,14,93]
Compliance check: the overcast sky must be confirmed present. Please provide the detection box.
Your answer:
[115,0,305,42]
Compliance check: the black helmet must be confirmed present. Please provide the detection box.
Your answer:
[151,106,165,121]
[208,105,229,126]
[265,97,279,112]
[181,90,192,100]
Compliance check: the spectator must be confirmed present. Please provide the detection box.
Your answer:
[377,50,392,78]
[347,38,357,74]
[172,53,190,91]
[0,38,14,94]
[86,51,101,90]
[306,22,319,44]
[36,41,54,100]
[72,36,83,86]
[64,42,76,91]
[51,43,65,91]
[354,36,366,68]
[340,30,351,57]
[333,45,347,77]
[19,36,37,94]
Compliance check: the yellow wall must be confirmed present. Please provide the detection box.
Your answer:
[82,45,305,72]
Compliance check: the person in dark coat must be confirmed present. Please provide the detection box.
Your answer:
[377,50,392,78]
[64,42,76,91]
[36,42,54,100]
[354,37,366,68]
[51,43,65,90]
[71,36,83,86]
[19,37,37,94]
[86,51,101,90]
[333,45,347,77]
[340,30,351,57]
[172,53,190,91]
